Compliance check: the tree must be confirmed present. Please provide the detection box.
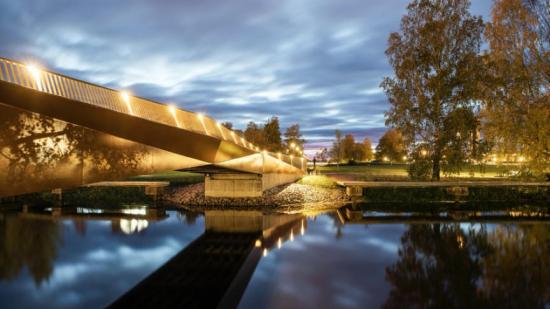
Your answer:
[283,124,305,155]
[362,137,374,161]
[375,129,406,162]
[381,0,485,180]
[482,0,550,175]
[341,134,357,162]
[330,130,344,164]
[440,107,486,175]
[263,117,282,152]
[244,121,265,148]
[220,121,233,130]
[315,148,329,162]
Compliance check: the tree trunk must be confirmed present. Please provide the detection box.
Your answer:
[431,149,441,181]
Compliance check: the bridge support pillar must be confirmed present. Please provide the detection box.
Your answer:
[204,173,303,198]
[205,174,263,198]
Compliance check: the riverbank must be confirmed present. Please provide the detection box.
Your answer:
[164,176,349,211]
[318,162,519,182]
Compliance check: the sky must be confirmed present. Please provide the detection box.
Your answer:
[0,0,492,155]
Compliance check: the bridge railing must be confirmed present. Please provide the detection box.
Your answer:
[0,58,257,149]
[0,57,307,171]
[266,151,307,171]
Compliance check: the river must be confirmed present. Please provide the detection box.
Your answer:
[0,203,549,308]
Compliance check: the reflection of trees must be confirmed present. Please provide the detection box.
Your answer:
[384,224,550,308]
[384,224,491,308]
[481,225,550,308]
[0,216,62,285]
[176,211,202,225]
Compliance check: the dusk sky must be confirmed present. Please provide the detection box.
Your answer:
[0,0,492,154]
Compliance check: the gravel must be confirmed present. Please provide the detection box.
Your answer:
[164,182,349,211]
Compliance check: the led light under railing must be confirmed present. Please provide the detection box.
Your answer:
[120,91,134,115]
[216,122,226,139]
[197,113,210,135]
[26,63,42,91]
[168,104,181,128]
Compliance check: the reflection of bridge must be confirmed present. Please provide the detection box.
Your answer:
[0,57,305,198]
[110,210,305,308]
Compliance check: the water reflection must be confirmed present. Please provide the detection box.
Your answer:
[385,223,550,308]
[111,210,306,308]
[0,215,62,286]
[118,219,149,235]
[0,206,549,308]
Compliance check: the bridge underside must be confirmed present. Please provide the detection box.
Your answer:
[0,58,305,198]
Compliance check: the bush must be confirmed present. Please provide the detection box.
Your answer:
[407,147,432,180]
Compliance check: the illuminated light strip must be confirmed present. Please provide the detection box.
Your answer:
[120,91,134,115]
[197,113,209,135]
[168,105,181,128]
[230,131,238,144]
[216,122,226,140]
[26,64,44,91]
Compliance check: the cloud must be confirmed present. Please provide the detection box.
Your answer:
[0,0,492,151]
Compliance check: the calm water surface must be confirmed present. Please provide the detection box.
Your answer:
[0,206,549,308]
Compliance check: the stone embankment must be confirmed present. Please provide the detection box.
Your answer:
[165,182,349,211]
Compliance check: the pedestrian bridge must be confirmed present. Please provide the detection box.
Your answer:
[0,57,305,198]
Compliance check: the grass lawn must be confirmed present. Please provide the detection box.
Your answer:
[128,171,204,185]
[297,175,338,188]
[317,163,513,181]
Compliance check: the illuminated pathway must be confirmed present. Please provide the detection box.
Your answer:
[0,57,306,198]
